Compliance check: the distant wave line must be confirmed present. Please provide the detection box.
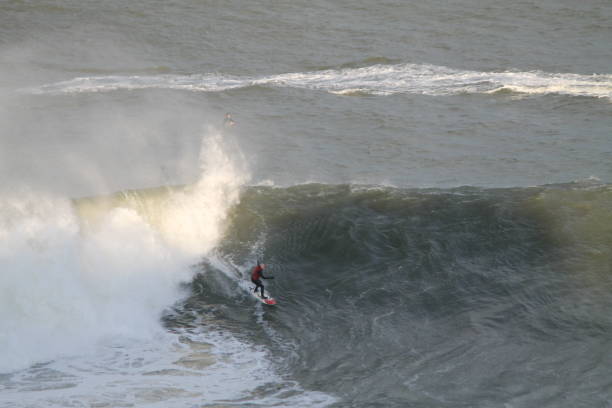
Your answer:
[26,63,612,100]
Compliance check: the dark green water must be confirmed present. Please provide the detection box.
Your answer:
[183,182,612,407]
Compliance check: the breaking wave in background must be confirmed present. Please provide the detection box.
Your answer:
[27,63,612,100]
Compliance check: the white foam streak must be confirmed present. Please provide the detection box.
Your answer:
[26,63,612,100]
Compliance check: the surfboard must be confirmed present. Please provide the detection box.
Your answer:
[250,287,277,306]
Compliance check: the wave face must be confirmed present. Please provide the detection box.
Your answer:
[27,63,612,100]
[189,182,612,408]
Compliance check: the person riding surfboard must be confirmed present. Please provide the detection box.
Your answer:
[251,262,274,299]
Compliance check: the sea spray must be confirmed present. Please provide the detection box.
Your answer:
[157,127,249,256]
[0,191,180,372]
[0,128,249,372]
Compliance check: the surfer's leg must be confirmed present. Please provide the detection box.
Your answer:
[252,279,266,298]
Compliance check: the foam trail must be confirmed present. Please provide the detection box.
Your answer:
[26,63,612,100]
[0,128,249,373]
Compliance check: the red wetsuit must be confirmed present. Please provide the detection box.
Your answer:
[251,265,264,281]
[251,264,271,298]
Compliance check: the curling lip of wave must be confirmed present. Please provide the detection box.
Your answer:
[26,63,612,99]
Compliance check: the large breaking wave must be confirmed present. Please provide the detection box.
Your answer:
[3,170,611,406]
[0,130,339,407]
[0,129,246,373]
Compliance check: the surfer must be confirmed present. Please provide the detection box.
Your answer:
[223,112,236,127]
[251,262,274,299]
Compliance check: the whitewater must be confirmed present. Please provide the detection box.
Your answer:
[27,63,612,100]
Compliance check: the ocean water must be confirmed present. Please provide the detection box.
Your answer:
[1,1,611,407]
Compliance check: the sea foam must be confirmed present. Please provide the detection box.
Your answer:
[0,128,247,373]
[26,63,612,100]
